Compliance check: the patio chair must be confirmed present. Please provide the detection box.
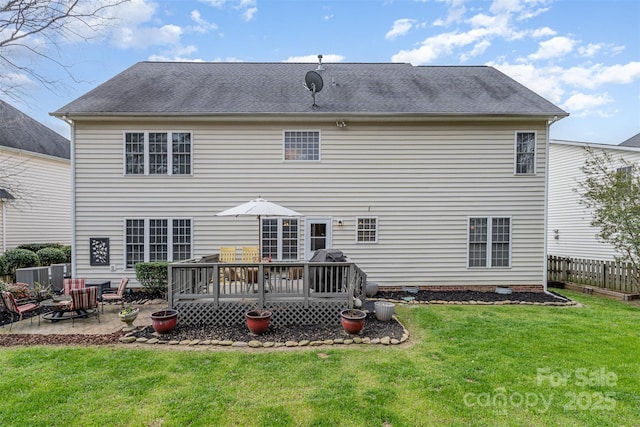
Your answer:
[1,291,40,331]
[70,286,100,326]
[241,246,259,262]
[63,278,86,296]
[101,277,129,313]
[219,246,236,262]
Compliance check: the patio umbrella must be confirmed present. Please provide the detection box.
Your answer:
[216,197,303,256]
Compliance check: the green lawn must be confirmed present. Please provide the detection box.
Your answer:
[0,290,638,426]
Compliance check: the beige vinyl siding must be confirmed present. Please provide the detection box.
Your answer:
[548,141,640,261]
[73,120,548,287]
[0,148,71,251]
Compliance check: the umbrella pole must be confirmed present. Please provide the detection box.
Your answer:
[258,215,261,258]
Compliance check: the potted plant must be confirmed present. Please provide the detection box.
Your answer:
[150,309,179,334]
[245,309,272,334]
[340,308,366,334]
[118,306,139,329]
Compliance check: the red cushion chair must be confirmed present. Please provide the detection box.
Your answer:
[70,286,100,326]
[101,277,129,313]
[1,291,40,331]
[63,278,86,296]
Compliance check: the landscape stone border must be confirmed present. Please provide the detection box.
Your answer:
[119,315,410,348]
[370,297,577,306]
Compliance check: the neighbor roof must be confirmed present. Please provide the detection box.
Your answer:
[0,100,70,159]
[620,132,640,147]
[52,62,568,119]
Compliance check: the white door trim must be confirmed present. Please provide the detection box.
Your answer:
[305,217,332,260]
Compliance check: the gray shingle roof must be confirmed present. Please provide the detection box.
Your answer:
[1,100,70,159]
[52,62,567,118]
[620,132,640,147]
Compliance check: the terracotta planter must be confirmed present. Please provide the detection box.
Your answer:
[340,309,366,335]
[150,309,179,334]
[246,310,272,334]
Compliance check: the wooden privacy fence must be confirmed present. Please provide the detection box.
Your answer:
[548,255,638,294]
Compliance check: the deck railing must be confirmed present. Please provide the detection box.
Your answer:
[547,255,639,294]
[168,258,367,326]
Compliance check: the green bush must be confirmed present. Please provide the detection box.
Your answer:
[0,255,7,276]
[36,247,68,266]
[17,243,64,253]
[62,245,72,263]
[4,248,39,279]
[134,262,169,297]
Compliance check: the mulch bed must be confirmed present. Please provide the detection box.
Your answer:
[0,289,572,347]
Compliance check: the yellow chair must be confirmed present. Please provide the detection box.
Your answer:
[241,246,259,262]
[219,246,237,263]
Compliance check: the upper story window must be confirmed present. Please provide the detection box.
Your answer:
[284,130,320,161]
[515,132,536,175]
[125,131,192,175]
[356,217,378,243]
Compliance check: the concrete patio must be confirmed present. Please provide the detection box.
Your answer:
[0,301,167,335]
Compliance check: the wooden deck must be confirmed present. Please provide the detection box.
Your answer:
[168,258,367,326]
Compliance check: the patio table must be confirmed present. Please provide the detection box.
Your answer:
[41,296,89,321]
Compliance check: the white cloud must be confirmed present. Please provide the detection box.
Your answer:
[386,19,416,40]
[531,27,556,38]
[284,54,346,63]
[562,92,613,113]
[489,61,566,103]
[148,54,204,62]
[191,10,218,33]
[199,0,228,7]
[432,0,467,27]
[199,0,257,21]
[242,7,257,21]
[528,36,576,61]
[461,40,491,62]
[112,24,183,49]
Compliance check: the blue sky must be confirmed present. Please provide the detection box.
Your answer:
[3,0,639,144]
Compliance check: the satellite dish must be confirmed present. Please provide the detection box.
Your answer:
[305,70,324,93]
[304,70,324,107]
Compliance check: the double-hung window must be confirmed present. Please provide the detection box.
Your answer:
[468,217,511,268]
[125,131,192,175]
[356,217,378,243]
[125,218,192,268]
[284,130,320,161]
[261,218,299,260]
[515,132,536,174]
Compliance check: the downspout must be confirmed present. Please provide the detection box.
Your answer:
[62,115,76,278]
[543,116,561,294]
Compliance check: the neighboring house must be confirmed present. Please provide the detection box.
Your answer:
[619,132,640,148]
[52,61,567,290]
[548,138,640,261]
[0,100,71,253]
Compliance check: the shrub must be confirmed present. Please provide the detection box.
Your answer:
[134,262,169,297]
[17,243,64,253]
[0,255,7,276]
[62,245,72,263]
[37,247,68,266]
[6,282,31,300]
[4,248,39,278]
